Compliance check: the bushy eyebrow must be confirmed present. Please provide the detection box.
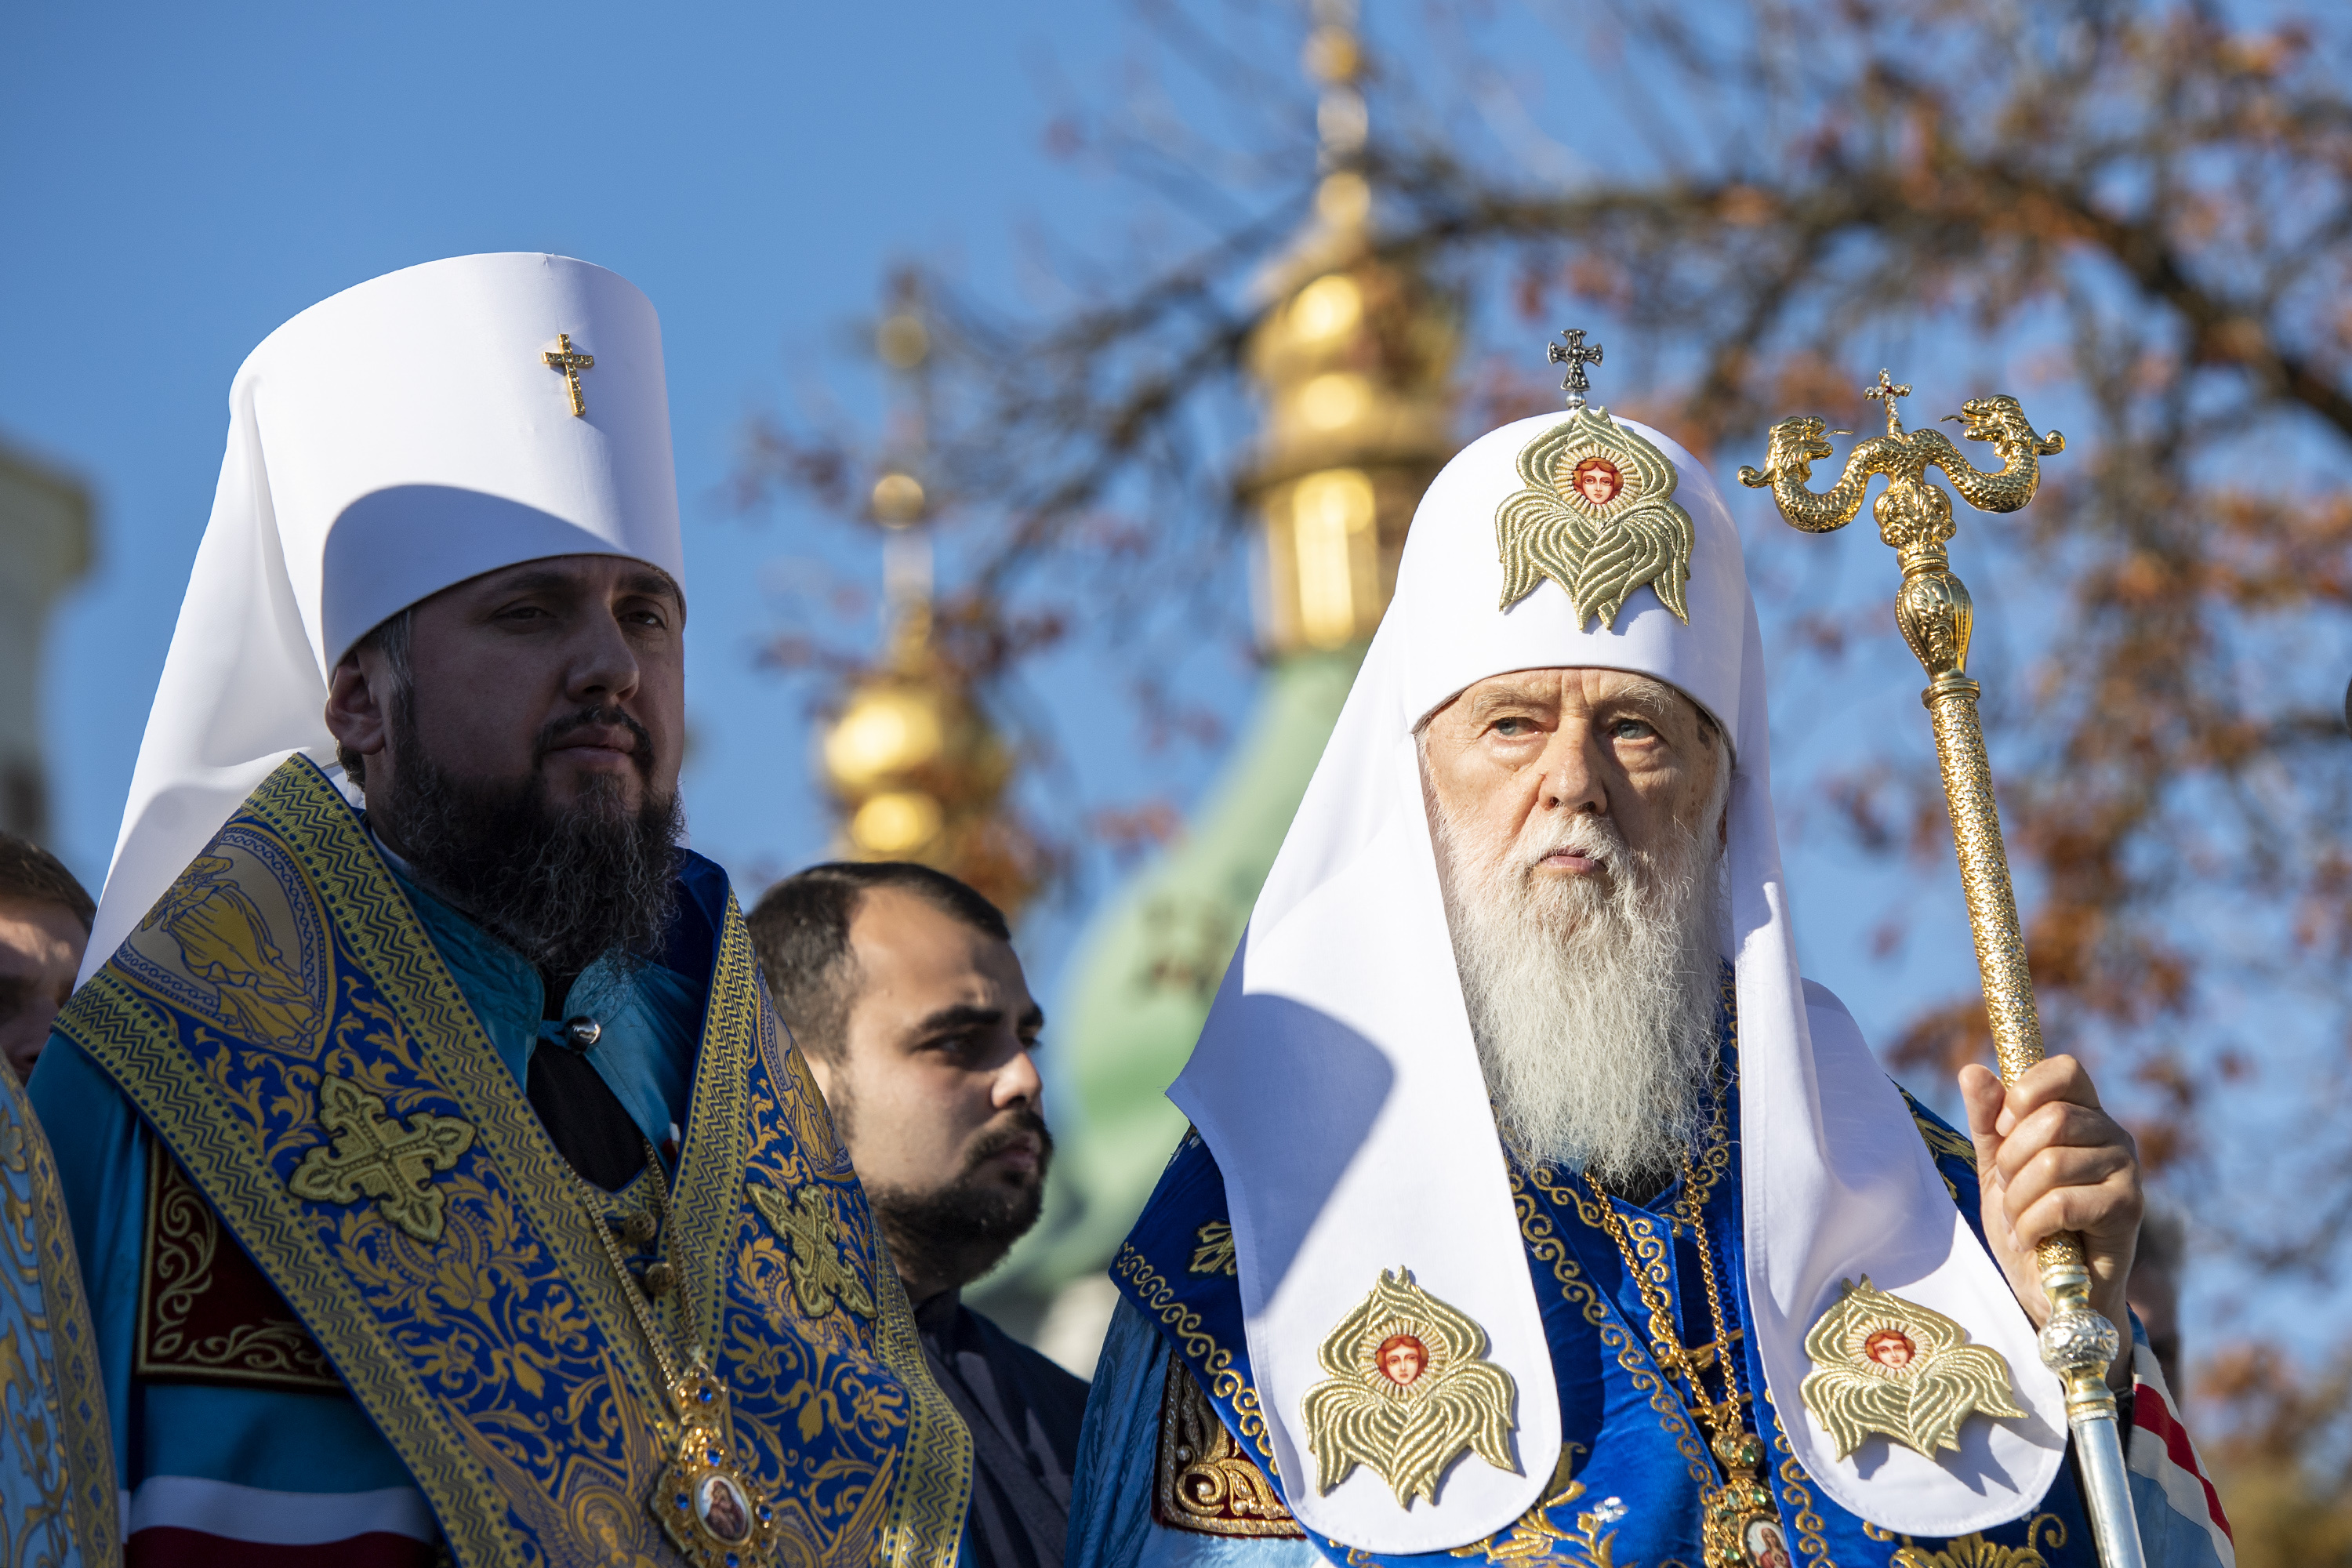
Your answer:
[479,564,682,611]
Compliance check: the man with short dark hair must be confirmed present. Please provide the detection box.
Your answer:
[0,833,93,1083]
[750,861,1087,1568]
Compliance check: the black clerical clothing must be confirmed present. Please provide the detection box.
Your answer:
[914,1289,1091,1568]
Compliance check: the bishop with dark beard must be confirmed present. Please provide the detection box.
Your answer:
[34,253,969,1568]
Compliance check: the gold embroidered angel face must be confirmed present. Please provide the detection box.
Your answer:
[1798,1276,2026,1459]
[1377,1334,1428,1387]
[1572,456,1623,506]
[1494,405,1695,629]
[1299,1268,1518,1508]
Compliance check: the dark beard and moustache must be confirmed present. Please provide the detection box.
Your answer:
[372,697,684,978]
[859,1110,1053,1298]
[1428,753,1729,1196]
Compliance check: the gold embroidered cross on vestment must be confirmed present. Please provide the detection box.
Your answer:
[752,1182,877,1319]
[543,332,595,417]
[285,1075,474,1243]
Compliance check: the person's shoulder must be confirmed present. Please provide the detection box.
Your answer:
[966,1305,1091,1404]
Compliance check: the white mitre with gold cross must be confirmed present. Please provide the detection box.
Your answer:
[1167,393,2069,1551]
[83,252,685,982]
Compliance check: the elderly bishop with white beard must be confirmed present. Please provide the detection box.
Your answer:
[1066,350,2234,1568]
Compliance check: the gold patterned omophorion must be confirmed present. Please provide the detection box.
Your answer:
[1798,1277,2025,1460]
[1155,1352,1305,1539]
[752,1181,878,1319]
[285,1075,476,1243]
[1299,1267,1517,1508]
[1495,404,1695,629]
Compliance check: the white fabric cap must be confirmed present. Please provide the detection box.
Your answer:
[82,252,684,982]
[1169,411,2066,1549]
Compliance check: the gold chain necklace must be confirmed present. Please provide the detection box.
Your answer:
[572,1147,778,1567]
[1581,1140,1786,1568]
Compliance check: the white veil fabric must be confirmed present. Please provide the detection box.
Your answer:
[1167,411,2067,1551]
[82,252,686,984]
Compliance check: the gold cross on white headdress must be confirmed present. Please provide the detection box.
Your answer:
[543,333,596,417]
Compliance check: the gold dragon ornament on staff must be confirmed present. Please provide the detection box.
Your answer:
[1740,373,2147,1568]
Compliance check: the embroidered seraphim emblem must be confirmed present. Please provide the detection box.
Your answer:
[1799,1276,2026,1459]
[1495,405,1696,629]
[285,1076,474,1243]
[1300,1267,1517,1508]
[752,1182,877,1319]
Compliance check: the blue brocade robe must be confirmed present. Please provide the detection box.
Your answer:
[1069,1040,2234,1568]
[31,757,971,1567]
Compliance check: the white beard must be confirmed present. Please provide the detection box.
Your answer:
[1427,752,1729,1192]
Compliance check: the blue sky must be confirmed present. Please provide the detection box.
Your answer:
[2,0,1140,890]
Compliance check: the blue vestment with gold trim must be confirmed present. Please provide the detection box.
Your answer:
[1068,1024,2228,1568]
[33,756,972,1566]
[0,1057,117,1566]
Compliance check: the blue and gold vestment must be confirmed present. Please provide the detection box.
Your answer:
[0,1055,117,1566]
[38,756,971,1566]
[1069,1024,2223,1568]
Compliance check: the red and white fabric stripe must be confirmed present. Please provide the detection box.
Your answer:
[2129,1343,2234,1568]
[124,1476,437,1568]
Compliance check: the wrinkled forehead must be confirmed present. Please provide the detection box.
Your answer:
[1414,664,1722,741]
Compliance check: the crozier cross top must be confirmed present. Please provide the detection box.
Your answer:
[1548,327,1605,407]
[543,332,596,418]
[1864,368,1914,434]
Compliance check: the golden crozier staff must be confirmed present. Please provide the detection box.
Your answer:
[1740,372,2145,1568]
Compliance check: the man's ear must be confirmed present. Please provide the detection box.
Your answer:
[324,654,390,777]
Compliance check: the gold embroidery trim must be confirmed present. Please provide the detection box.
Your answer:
[1189,1221,1237,1277]
[56,759,972,1568]
[1907,1095,1976,1203]
[1496,405,1696,628]
[1300,1267,1518,1508]
[136,1142,338,1390]
[1798,1277,2025,1459]
[752,1181,878,1319]
[0,1056,119,1565]
[1112,1242,1280,1470]
[1869,1511,2067,1568]
[1154,1351,1304,1538]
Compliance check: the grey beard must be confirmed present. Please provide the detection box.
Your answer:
[1428,768,1728,1193]
[372,697,684,978]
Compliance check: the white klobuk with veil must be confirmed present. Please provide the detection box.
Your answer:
[1167,408,2069,1552]
[82,252,686,984]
